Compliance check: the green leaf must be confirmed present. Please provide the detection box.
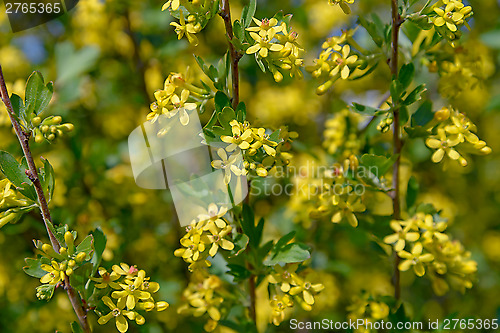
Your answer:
[90,228,107,275]
[254,54,266,73]
[351,103,386,116]
[23,257,50,278]
[39,157,55,202]
[242,0,257,28]
[360,154,398,177]
[399,105,409,126]
[25,71,53,116]
[406,176,419,210]
[71,321,84,333]
[264,243,311,266]
[233,20,245,41]
[411,100,433,126]
[398,63,415,90]
[214,91,231,114]
[226,264,251,282]
[229,233,249,258]
[390,80,404,103]
[404,125,429,138]
[236,102,246,122]
[218,107,237,132]
[76,234,94,260]
[0,151,37,202]
[358,15,384,47]
[69,263,93,294]
[403,84,427,106]
[241,204,259,247]
[10,93,25,121]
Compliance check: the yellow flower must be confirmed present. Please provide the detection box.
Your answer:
[330,45,358,80]
[246,17,283,37]
[196,203,228,229]
[211,148,246,185]
[418,214,448,242]
[433,3,472,32]
[383,220,420,252]
[246,30,284,58]
[328,0,355,15]
[112,263,139,279]
[444,112,479,144]
[168,89,196,126]
[206,225,234,257]
[111,270,151,309]
[425,128,462,163]
[289,277,324,305]
[98,296,135,333]
[330,194,365,227]
[175,231,207,262]
[270,294,293,326]
[221,120,253,151]
[162,0,180,11]
[170,11,200,45]
[250,127,279,156]
[398,242,434,277]
[92,267,121,289]
[268,264,300,292]
[40,260,66,285]
[189,289,223,321]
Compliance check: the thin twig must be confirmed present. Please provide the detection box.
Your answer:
[0,65,91,332]
[219,0,241,109]
[390,0,403,301]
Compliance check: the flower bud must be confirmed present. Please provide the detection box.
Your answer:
[273,70,283,83]
[316,80,334,95]
[156,301,169,311]
[41,125,49,133]
[47,134,56,141]
[50,125,57,133]
[65,231,75,254]
[52,116,62,125]
[135,314,145,325]
[31,117,41,127]
[435,107,450,122]
[42,243,62,259]
[480,146,492,155]
[59,247,68,256]
[60,123,74,132]
[75,252,86,262]
[65,268,73,276]
[68,259,76,268]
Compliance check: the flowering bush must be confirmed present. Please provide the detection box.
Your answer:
[1,0,499,332]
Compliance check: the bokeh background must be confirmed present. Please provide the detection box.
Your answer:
[0,0,499,332]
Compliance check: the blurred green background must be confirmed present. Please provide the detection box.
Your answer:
[0,0,499,332]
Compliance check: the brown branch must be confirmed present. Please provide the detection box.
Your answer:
[390,0,402,301]
[219,0,241,109]
[0,65,91,332]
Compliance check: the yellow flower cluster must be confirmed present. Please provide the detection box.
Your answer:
[431,0,472,41]
[310,156,366,227]
[148,72,209,130]
[323,109,362,158]
[213,120,296,178]
[425,107,491,167]
[246,17,304,82]
[174,203,234,271]
[0,178,33,228]
[307,29,361,94]
[96,263,169,333]
[437,44,494,99]
[38,232,92,288]
[347,293,390,333]
[177,270,227,332]
[267,264,324,325]
[328,0,355,15]
[163,0,217,46]
[385,212,477,295]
